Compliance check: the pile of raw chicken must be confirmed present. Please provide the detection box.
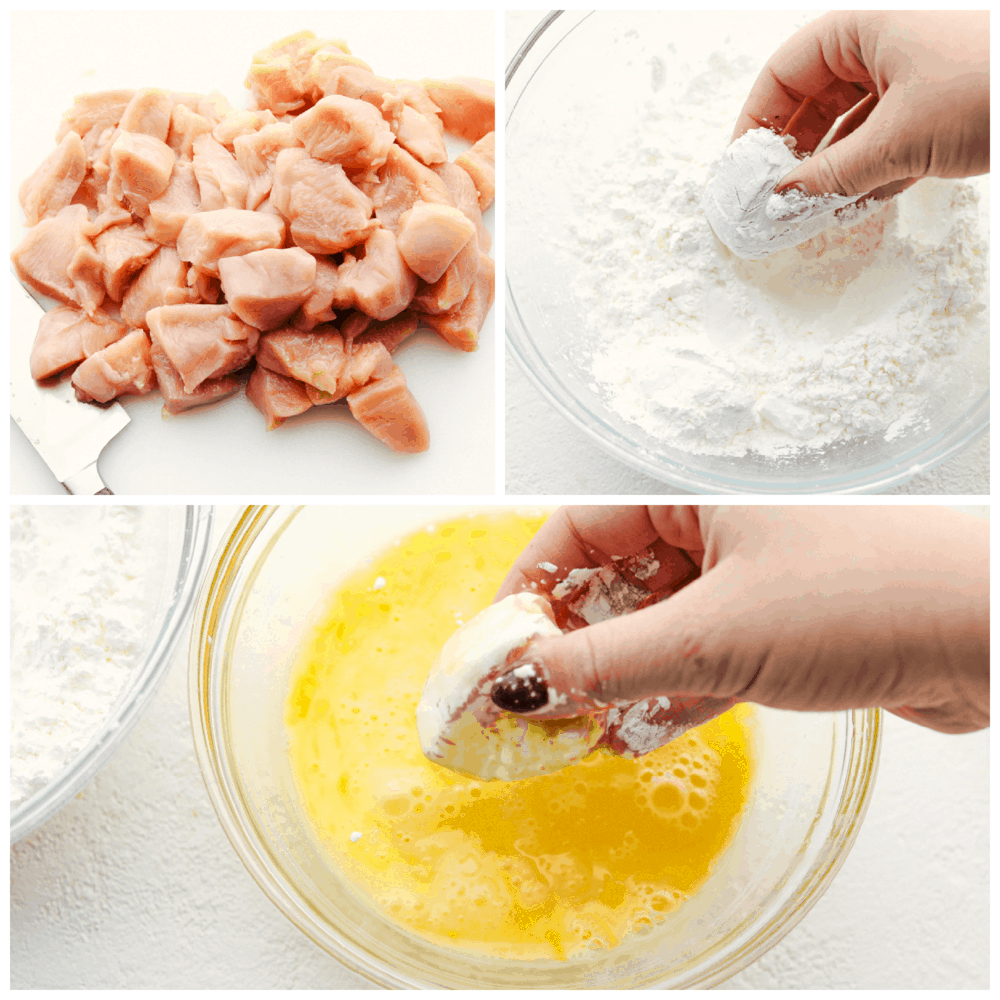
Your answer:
[12,30,495,453]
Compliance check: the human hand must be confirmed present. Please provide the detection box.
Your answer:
[491,506,989,735]
[731,11,989,199]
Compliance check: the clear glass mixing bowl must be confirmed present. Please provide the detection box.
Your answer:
[190,505,881,987]
[506,11,989,494]
[10,504,214,843]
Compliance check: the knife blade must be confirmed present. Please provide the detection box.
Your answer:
[10,273,129,494]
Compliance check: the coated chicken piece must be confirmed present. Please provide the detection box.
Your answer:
[455,131,495,211]
[192,134,249,211]
[432,160,491,252]
[256,324,347,394]
[176,208,286,275]
[150,339,240,415]
[246,363,314,430]
[395,201,475,284]
[121,246,199,329]
[56,90,135,152]
[144,159,202,245]
[420,77,494,143]
[19,131,87,228]
[94,222,159,301]
[107,131,177,216]
[336,227,418,322]
[71,328,156,403]
[245,30,329,115]
[419,252,494,351]
[119,88,174,142]
[29,304,128,381]
[146,303,259,392]
[233,122,301,211]
[347,364,430,453]
[167,103,214,159]
[290,95,394,177]
[410,232,479,315]
[364,143,453,231]
[353,310,420,354]
[12,203,105,315]
[218,247,317,331]
[270,147,376,254]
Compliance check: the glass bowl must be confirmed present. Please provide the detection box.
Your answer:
[190,505,881,987]
[10,504,214,843]
[506,11,989,494]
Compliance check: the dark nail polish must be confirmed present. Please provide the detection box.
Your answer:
[491,666,548,713]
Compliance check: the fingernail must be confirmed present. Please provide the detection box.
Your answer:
[491,664,549,713]
[778,181,809,195]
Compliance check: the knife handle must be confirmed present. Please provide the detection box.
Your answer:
[63,463,113,495]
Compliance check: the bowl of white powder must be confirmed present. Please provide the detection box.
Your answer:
[506,11,989,493]
[10,505,214,843]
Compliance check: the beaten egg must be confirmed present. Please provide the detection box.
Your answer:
[286,512,754,961]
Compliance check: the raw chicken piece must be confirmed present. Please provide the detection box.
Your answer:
[166,103,214,159]
[270,147,376,254]
[347,364,430,453]
[410,232,479,315]
[233,122,301,211]
[290,96,394,176]
[94,223,159,301]
[319,65,397,109]
[188,268,222,304]
[393,105,448,167]
[121,246,199,328]
[72,328,156,403]
[336,228,418,321]
[170,92,205,113]
[218,247,317,330]
[91,196,134,235]
[146,303,259,392]
[19,131,87,228]
[419,252,494,351]
[363,144,453,231]
[12,204,105,315]
[305,44,373,100]
[353,311,419,354]
[56,90,135,149]
[455,131,495,211]
[292,255,341,329]
[197,90,235,128]
[119,88,174,141]
[149,339,239,415]
[420,78,494,142]
[212,108,277,149]
[256,325,347,394]
[29,305,128,380]
[245,30,328,115]
[394,79,444,135]
[326,340,393,398]
[395,201,475,284]
[432,160,491,252]
[107,131,176,216]
[192,134,249,211]
[176,208,286,275]
[144,159,202,245]
[339,310,372,343]
[246,364,314,430]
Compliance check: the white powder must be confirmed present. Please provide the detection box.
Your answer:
[10,506,161,810]
[565,46,989,458]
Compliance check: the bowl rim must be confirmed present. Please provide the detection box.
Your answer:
[504,10,989,495]
[189,504,884,987]
[10,504,215,844]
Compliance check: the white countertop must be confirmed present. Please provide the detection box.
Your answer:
[10,504,990,988]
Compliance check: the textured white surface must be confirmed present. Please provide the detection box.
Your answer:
[10,501,990,987]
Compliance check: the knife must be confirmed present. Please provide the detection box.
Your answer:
[10,272,128,494]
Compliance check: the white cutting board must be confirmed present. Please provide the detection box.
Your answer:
[10,11,496,496]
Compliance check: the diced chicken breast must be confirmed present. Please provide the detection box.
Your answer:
[56,90,135,145]
[256,325,347,394]
[290,96,394,176]
[332,340,394,397]
[245,30,327,116]
[410,232,479,315]
[420,78,495,142]
[353,311,420,354]
[144,159,202,245]
[455,131,495,211]
[419,252,494,351]
[72,328,156,403]
[91,196,134,235]
[29,305,128,380]
[337,228,418,321]
[107,131,177,216]
[121,246,199,328]
[149,339,239,415]
[197,90,235,128]
[233,122,301,211]
[12,204,105,314]
[19,131,87,228]
[292,255,341,329]
[270,147,376,254]
[218,247,317,330]
[320,65,397,109]
[167,103,214,159]
[170,92,205,113]
[305,45,373,101]
[432,160,491,252]
[176,208,286,275]
[395,201,475,284]
[192,134,249,211]
[393,105,448,166]
[364,144,453,232]
[394,79,444,135]
[212,108,277,149]
[339,310,372,345]
[147,303,259,392]
[347,365,430,453]
[94,223,159,301]
[119,88,174,142]
[246,363,314,430]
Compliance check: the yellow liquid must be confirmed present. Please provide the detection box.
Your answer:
[287,512,754,961]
